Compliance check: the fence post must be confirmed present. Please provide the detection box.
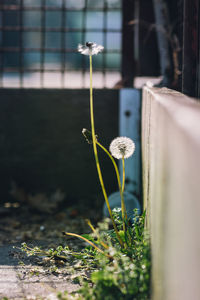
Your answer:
[182,0,200,98]
[122,0,135,87]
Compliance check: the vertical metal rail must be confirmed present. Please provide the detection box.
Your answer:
[61,0,66,88]
[153,0,173,87]
[81,0,87,87]
[176,0,184,93]
[122,0,135,87]
[197,4,200,99]
[19,0,24,88]
[182,0,200,98]
[102,0,107,88]
[133,0,140,76]
[40,0,46,88]
[0,5,4,87]
[198,10,200,99]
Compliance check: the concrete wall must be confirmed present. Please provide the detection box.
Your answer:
[0,89,119,206]
[142,87,200,300]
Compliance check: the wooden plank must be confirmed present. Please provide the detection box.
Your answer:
[142,86,200,300]
[0,89,119,206]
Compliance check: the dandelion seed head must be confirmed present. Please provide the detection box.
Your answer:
[78,42,104,56]
[109,137,135,159]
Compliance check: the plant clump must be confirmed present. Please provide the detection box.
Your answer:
[21,210,151,300]
[19,41,151,299]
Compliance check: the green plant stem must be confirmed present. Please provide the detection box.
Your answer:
[121,157,127,231]
[122,157,125,193]
[86,219,109,249]
[63,232,112,258]
[96,141,122,193]
[89,55,123,247]
[96,141,127,228]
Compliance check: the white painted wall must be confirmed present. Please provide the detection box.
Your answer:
[142,87,200,300]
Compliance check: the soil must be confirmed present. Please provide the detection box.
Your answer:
[0,199,103,247]
[0,199,103,299]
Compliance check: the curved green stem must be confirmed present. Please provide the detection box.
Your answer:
[96,141,122,194]
[63,232,111,258]
[89,55,123,247]
[97,141,127,229]
[86,219,109,249]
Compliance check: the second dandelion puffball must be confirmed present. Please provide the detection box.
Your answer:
[109,137,135,159]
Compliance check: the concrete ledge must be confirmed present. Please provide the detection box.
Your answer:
[142,87,200,300]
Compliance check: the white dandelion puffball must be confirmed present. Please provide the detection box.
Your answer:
[109,137,135,159]
[78,42,104,56]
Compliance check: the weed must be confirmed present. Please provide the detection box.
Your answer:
[20,210,150,299]
[19,42,151,299]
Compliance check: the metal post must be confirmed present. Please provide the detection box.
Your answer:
[122,0,135,87]
[182,0,199,98]
[152,0,173,88]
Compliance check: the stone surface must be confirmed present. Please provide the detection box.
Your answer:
[0,245,79,299]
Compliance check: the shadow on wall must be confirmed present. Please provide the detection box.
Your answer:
[0,89,119,209]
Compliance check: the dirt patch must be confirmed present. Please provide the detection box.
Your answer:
[0,199,103,299]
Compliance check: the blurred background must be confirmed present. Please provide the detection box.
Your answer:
[0,0,123,88]
[0,0,199,97]
[0,0,163,89]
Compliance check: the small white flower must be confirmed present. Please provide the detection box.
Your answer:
[78,42,104,55]
[109,137,135,159]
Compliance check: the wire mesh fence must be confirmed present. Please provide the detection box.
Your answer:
[0,0,122,88]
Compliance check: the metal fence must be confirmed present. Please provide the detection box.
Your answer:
[0,0,122,88]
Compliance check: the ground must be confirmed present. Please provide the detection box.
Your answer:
[0,200,102,299]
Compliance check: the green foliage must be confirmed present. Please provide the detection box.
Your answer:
[20,211,150,299]
[71,210,151,300]
[29,210,149,300]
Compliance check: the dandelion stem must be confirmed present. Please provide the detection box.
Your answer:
[121,156,127,231]
[63,232,111,258]
[86,219,109,249]
[96,140,127,220]
[96,141,122,193]
[89,55,123,247]
[122,158,128,219]
[122,157,125,194]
